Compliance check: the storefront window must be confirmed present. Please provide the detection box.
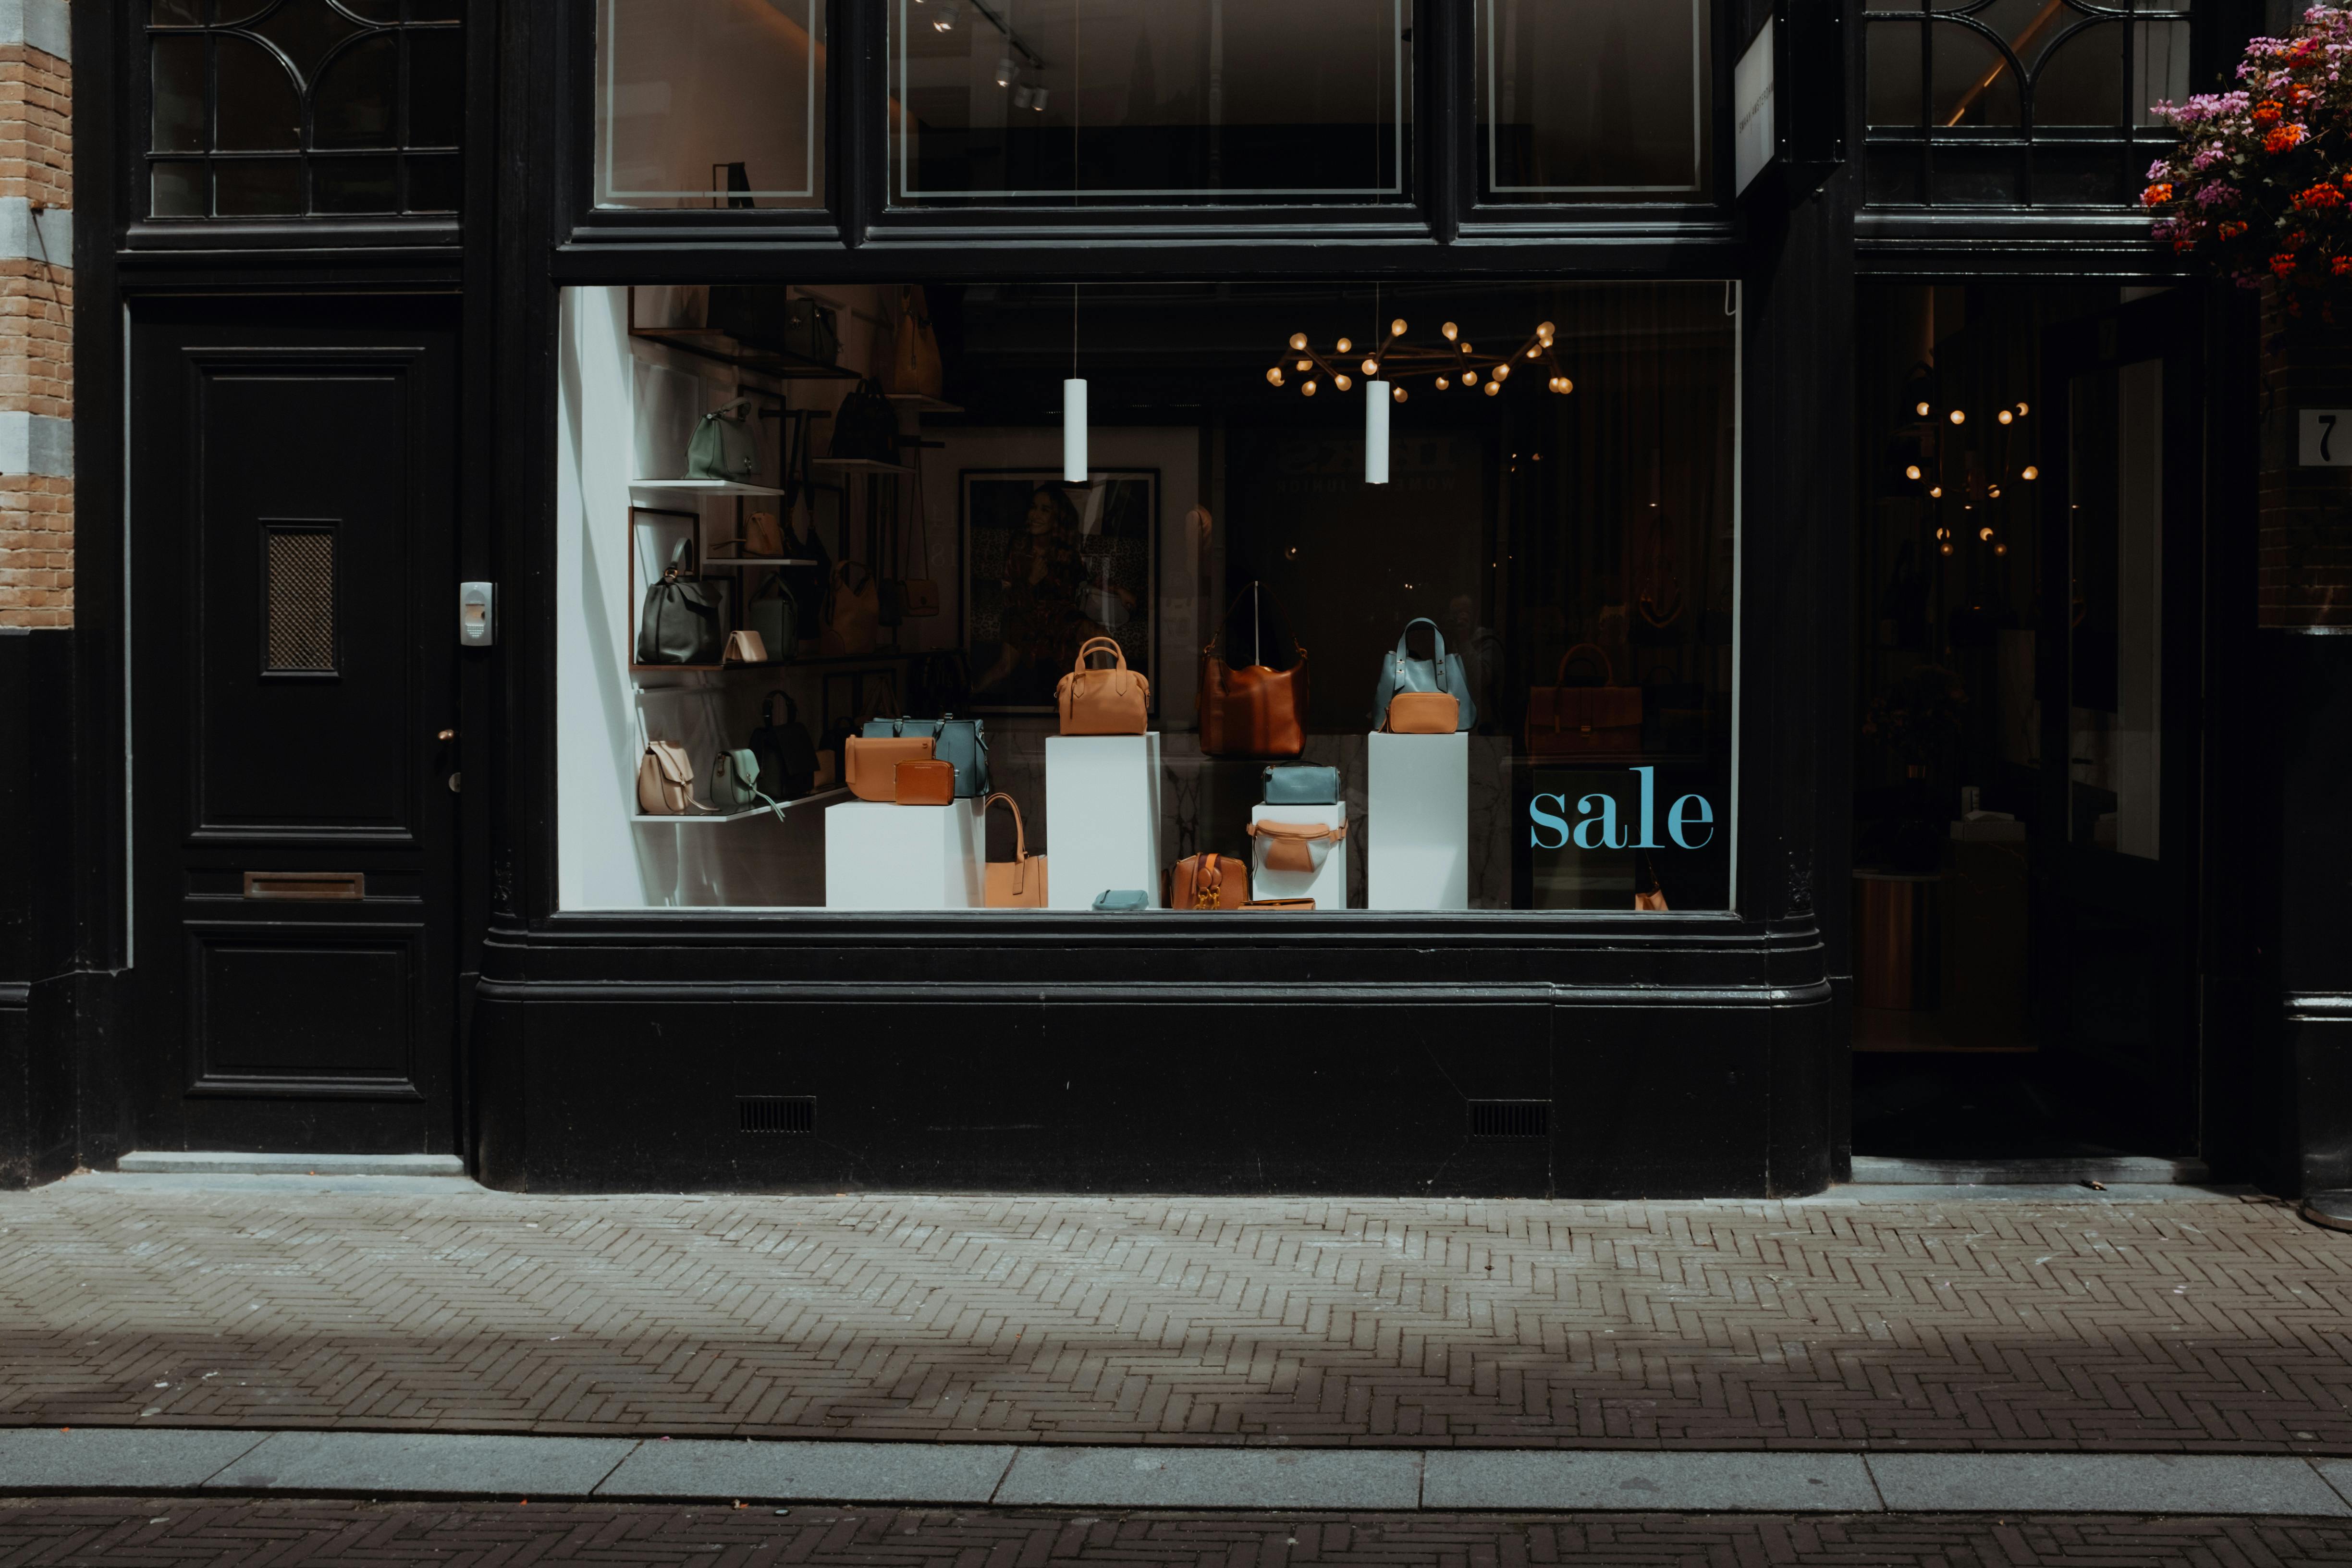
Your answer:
[1477,0,1713,202]
[556,282,1738,913]
[888,0,1411,206]
[146,0,463,219]
[595,0,825,209]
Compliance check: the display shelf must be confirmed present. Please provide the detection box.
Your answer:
[811,456,913,474]
[700,556,821,568]
[626,324,858,381]
[887,394,963,415]
[630,478,791,496]
[632,787,849,825]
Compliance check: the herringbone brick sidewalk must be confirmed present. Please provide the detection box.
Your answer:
[5,1499,2352,1567]
[1,1183,2348,1451]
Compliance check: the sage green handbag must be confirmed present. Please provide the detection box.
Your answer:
[636,539,724,666]
[710,746,786,819]
[686,398,759,482]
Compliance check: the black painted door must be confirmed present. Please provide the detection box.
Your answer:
[130,297,460,1156]
[2034,291,2205,1154]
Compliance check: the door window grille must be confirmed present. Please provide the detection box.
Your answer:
[265,527,338,673]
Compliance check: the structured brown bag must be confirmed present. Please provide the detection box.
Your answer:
[888,285,945,400]
[1168,853,1249,910]
[1199,588,1307,758]
[982,793,1048,907]
[894,758,955,805]
[821,561,881,656]
[1383,692,1460,734]
[1526,644,1642,757]
[636,741,704,815]
[1242,898,1315,911]
[743,509,785,558]
[1246,818,1349,875]
[1056,636,1150,735]
[845,734,933,801]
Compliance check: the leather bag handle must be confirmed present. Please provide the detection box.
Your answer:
[981,791,1033,893]
[1074,636,1128,672]
[760,689,796,730]
[1556,642,1614,687]
[1246,820,1349,844]
[1395,617,1448,667]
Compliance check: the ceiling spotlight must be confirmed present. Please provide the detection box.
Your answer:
[995,56,1018,87]
[1948,409,1966,425]
[1904,464,1922,481]
[931,1,958,28]
[1442,322,1459,341]
[2021,465,2039,481]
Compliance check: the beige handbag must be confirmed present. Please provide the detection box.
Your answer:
[723,628,769,664]
[1055,636,1150,735]
[1245,818,1348,874]
[636,740,704,815]
[743,509,785,558]
[982,793,1049,907]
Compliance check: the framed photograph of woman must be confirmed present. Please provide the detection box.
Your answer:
[961,470,1157,712]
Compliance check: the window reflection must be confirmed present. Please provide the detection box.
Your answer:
[595,0,826,210]
[1478,0,1711,202]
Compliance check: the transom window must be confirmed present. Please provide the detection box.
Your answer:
[146,0,463,219]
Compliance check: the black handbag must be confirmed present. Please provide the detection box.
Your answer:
[827,378,900,466]
[636,539,723,666]
[707,287,839,366]
[749,690,819,800]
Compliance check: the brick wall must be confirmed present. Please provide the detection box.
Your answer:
[0,5,71,629]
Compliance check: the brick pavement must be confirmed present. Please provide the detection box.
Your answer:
[1,1181,2349,1451]
[6,1498,2352,1567]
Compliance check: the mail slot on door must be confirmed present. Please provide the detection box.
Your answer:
[243,871,366,900]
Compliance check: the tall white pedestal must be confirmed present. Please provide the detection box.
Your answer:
[1045,733,1163,909]
[825,798,981,909]
[1249,800,1348,908]
[1367,730,1469,910]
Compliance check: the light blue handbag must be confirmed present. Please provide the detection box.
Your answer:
[861,713,989,797]
[1262,764,1339,805]
[1370,618,1476,731]
[1092,890,1151,911]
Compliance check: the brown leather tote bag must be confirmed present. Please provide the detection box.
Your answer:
[981,793,1048,907]
[1525,643,1642,757]
[1199,586,1308,758]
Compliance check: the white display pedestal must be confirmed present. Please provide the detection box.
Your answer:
[824,798,981,909]
[1045,733,1163,909]
[1250,800,1348,909]
[1367,730,1469,910]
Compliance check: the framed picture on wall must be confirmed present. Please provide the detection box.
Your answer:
[960,469,1158,712]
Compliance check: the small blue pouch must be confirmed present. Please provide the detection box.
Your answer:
[1092,889,1151,911]
[1262,764,1339,805]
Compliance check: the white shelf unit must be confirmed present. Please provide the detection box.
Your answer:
[630,478,791,496]
[632,786,850,825]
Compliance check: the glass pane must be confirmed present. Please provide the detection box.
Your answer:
[213,157,304,214]
[408,0,462,19]
[1928,24,2021,128]
[245,0,368,86]
[152,35,208,152]
[150,0,209,25]
[312,31,400,147]
[311,154,400,210]
[405,152,462,211]
[597,0,826,209]
[889,0,1410,207]
[2067,360,2161,859]
[1479,0,1709,201]
[340,0,404,20]
[556,281,1738,914]
[407,26,465,147]
[1867,21,1924,128]
[151,159,210,215]
[214,33,303,149]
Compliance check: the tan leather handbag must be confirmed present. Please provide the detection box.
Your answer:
[1199,588,1307,758]
[1526,644,1643,757]
[1246,818,1348,875]
[845,734,933,801]
[1056,636,1150,735]
[894,758,956,806]
[1383,692,1460,734]
[1168,853,1249,910]
[889,285,945,400]
[636,741,703,815]
[982,793,1048,907]
[743,509,786,558]
[821,561,881,656]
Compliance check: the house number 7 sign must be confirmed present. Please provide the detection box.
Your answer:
[2299,409,2352,465]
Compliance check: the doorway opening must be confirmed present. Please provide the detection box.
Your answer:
[1850,283,2204,1165]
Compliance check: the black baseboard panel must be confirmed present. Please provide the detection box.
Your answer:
[472,984,1836,1198]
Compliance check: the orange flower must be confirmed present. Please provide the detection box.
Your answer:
[2266,123,2308,153]
[2272,251,2301,276]
[2143,182,2174,206]
[2254,99,2285,124]
[2297,182,2346,209]
[2287,230,2309,249]
[2175,238,2199,253]
[2290,84,2314,106]
[2220,220,2250,240]
[2333,255,2352,275]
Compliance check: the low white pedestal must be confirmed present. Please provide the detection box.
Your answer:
[825,798,981,909]
[1367,730,1469,910]
[1045,733,1163,909]
[1250,800,1348,909]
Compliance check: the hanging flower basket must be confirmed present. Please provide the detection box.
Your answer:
[2146,6,2352,318]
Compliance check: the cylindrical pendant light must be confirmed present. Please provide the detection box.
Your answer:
[1364,380,1390,484]
[1063,377,1088,483]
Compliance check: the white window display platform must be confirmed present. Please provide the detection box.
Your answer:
[1045,733,1164,909]
[824,798,983,909]
[1367,730,1470,911]
[1249,799,1349,909]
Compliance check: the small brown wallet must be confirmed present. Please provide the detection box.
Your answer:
[1241,897,1315,911]
[894,759,956,806]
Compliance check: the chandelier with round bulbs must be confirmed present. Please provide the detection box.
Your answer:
[1262,318,1575,403]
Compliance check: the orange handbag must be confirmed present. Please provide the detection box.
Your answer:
[982,793,1048,907]
[1198,587,1307,758]
[1383,692,1459,734]
[894,759,956,806]
[845,735,933,801]
[1525,644,1643,757]
[1056,636,1150,735]
[1168,853,1249,909]
[1245,818,1349,874]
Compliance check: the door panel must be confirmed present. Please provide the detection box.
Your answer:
[132,298,459,1155]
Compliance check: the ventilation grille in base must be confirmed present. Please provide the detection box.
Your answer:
[1468,1100,1550,1139]
[738,1095,815,1134]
